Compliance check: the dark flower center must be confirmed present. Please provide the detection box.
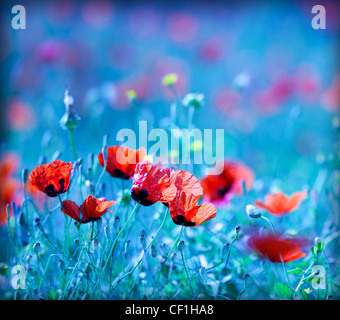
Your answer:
[131,188,154,206]
[173,215,196,227]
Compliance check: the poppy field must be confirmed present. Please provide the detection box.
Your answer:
[0,0,340,301]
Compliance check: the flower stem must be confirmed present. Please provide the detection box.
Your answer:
[90,202,140,299]
[68,128,78,161]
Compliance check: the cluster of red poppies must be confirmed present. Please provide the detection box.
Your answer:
[26,144,309,264]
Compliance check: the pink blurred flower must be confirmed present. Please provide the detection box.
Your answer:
[129,7,161,38]
[167,12,198,43]
[36,40,64,63]
[82,0,114,28]
[322,76,340,112]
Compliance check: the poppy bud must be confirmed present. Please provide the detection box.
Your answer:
[102,146,108,164]
[22,168,28,186]
[91,239,99,253]
[102,134,109,148]
[197,294,205,300]
[88,152,94,169]
[151,244,157,258]
[246,205,262,219]
[199,267,207,283]
[171,252,177,262]
[104,225,111,241]
[315,237,324,251]
[74,222,80,230]
[140,234,147,251]
[114,216,120,235]
[6,204,11,221]
[124,240,130,255]
[244,274,250,281]
[60,88,80,131]
[58,260,65,270]
[222,242,230,257]
[74,238,80,246]
[19,211,26,226]
[33,242,41,254]
[235,225,241,234]
[26,255,32,264]
[177,240,185,252]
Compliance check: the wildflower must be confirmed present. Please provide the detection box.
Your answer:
[98,146,146,180]
[62,194,115,223]
[182,93,204,109]
[255,190,307,216]
[167,170,216,227]
[161,73,178,86]
[125,90,137,103]
[130,162,177,206]
[200,160,254,206]
[248,234,307,263]
[28,160,73,197]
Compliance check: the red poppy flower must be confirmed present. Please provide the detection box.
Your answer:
[62,194,115,223]
[131,162,177,206]
[248,234,307,263]
[255,191,307,216]
[98,146,146,179]
[200,161,254,206]
[28,160,73,197]
[168,170,216,227]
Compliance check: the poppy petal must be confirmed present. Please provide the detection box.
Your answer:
[288,190,307,212]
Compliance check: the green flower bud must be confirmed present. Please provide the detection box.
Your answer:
[60,88,81,131]
[114,216,120,235]
[177,240,185,252]
[246,205,262,219]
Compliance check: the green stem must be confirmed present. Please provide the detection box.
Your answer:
[150,224,184,298]
[111,207,169,292]
[68,129,78,161]
[90,202,140,299]
[180,249,194,299]
[261,216,276,237]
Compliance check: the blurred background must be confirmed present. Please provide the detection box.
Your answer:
[0,0,339,223]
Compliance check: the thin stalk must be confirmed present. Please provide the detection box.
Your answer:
[68,129,78,161]
[180,249,194,299]
[150,224,184,298]
[90,202,140,299]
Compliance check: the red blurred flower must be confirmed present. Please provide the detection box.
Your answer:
[322,76,340,112]
[255,190,307,216]
[248,234,306,263]
[62,194,115,223]
[131,162,177,206]
[168,170,216,227]
[98,146,146,180]
[200,161,254,206]
[7,99,36,131]
[0,154,21,225]
[28,160,73,197]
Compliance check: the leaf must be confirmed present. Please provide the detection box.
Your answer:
[288,267,304,275]
[274,282,292,299]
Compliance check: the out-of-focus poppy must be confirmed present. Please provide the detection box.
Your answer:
[28,160,73,197]
[255,190,307,216]
[7,99,36,131]
[62,194,115,223]
[131,162,177,206]
[168,170,216,227]
[0,153,21,225]
[322,76,340,112]
[248,234,307,263]
[98,146,146,180]
[200,161,254,206]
